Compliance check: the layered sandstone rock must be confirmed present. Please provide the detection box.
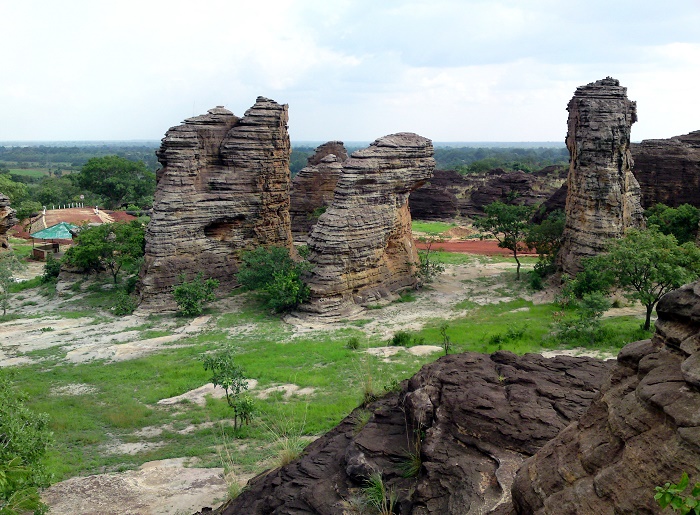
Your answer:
[289,141,347,241]
[631,130,700,209]
[138,98,292,310]
[213,352,611,514]
[0,193,17,249]
[408,167,566,221]
[302,133,434,317]
[512,280,700,513]
[557,77,645,276]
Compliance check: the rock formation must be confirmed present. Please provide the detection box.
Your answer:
[0,193,18,249]
[408,167,566,221]
[289,141,347,241]
[631,130,700,209]
[512,280,700,513]
[557,77,645,276]
[213,352,611,514]
[138,98,293,310]
[301,133,434,317]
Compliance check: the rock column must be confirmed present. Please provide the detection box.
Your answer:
[557,77,644,276]
[0,193,18,249]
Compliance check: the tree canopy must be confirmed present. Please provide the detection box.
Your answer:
[645,203,700,245]
[75,156,155,209]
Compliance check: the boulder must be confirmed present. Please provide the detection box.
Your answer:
[301,133,435,318]
[214,352,611,514]
[631,130,700,209]
[557,77,645,276]
[512,280,700,514]
[289,142,347,242]
[0,193,17,249]
[138,98,293,311]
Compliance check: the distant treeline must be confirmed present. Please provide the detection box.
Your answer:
[0,145,159,172]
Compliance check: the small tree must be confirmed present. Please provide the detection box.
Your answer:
[202,348,254,430]
[173,272,219,317]
[237,246,311,312]
[0,253,25,316]
[474,201,536,279]
[439,322,452,356]
[581,228,700,331]
[416,239,445,286]
[646,203,700,245]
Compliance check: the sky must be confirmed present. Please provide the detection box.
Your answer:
[1,0,699,143]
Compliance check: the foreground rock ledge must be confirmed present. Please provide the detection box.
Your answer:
[211,351,611,514]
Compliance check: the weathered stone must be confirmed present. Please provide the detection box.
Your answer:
[512,280,700,514]
[289,142,347,242]
[0,193,17,249]
[557,77,645,276]
[301,133,435,317]
[631,130,700,209]
[138,98,293,311]
[213,352,611,514]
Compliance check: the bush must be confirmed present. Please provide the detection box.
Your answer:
[202,347,254,430]
[391,331,424,347]
[113,291,137,316]
[346,337,360,350]
[236,246,311,312]
[173,272,219,317]
[41,255,61,284]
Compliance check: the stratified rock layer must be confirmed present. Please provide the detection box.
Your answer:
[214,352,611,514]
[557,77,645,276]
[631,130,700,209]
[302,133,434,317]
[289,142,347,241]
[0,193,17,249]
[512,280,700,513]
[139,98,292,310]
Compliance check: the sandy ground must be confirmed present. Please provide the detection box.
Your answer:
[0,253,646,514]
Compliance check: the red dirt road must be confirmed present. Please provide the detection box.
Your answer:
[416,239,538,257]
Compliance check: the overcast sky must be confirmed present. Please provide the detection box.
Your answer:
[1,0,699,143]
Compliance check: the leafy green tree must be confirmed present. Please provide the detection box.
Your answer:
[75,156,155,209]
[202,347,254,430]
[0,373,52,514]
[0,253,25,316]
[63,221,145,283]
[0,176,29,207]
[526,209,566,288]
[173,272,219,316]
[236,246,311,312]
[474,201,536,279]
[32,176,89,207]
[581,228,700,331]
[646,203,700,245]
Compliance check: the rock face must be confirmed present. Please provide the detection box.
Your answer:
[138,98,293,310]
[512,280,700,513]
[214,351,611,514]
[557,77,645,276]
[301,133,434,317]
[0,193,17,249]
[631,130,700,209]
[408,167,566,221]
[289,142,347,241]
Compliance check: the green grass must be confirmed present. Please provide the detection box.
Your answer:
[411,220,456,236]
[8,168,49,178]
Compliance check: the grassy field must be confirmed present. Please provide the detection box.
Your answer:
[0,250,652,487]
[411,220,457,236]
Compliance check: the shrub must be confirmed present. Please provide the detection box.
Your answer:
[173,272,219,317]
[655,472,700,513]
[391,331,413,347]
[236,246,311,312]
[113,291,137,316]
[202,347,253,430]
[346,337,360,350]
[41,255,61,284]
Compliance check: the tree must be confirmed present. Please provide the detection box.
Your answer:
[581,228,700,331]
[474,201,536,279]
[0,253,25,316]
[63,221,145,283]
[0,176,29,207]
[645,203,700,245]
[0,373,52,514]
[526,210,566,288]
[173,272,219,316]
[75,156,155,209]
[236,246,311,312]
[202,347,254,430]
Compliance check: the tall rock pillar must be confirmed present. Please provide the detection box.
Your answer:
[138,97,293,311]
[557,77,644,276]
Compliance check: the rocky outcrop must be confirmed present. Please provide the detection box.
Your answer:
[512,280,700,514]
[138,98,293,311]
[408,167,566,221]
[214,352,611,514]
[557,77,645,276]
[289,142,347,241]
[301,133,434,317]
[0,193,17,248]
[631,130,700,209]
